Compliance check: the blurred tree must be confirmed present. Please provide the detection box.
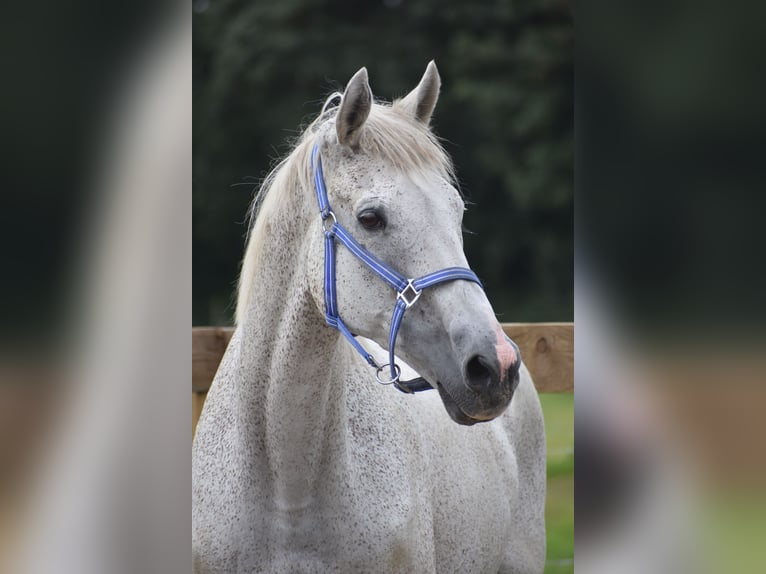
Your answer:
[193,0,572,324]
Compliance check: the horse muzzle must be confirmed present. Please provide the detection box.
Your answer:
[435,342,521,426]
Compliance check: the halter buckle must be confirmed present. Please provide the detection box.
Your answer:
[397,280,421,308]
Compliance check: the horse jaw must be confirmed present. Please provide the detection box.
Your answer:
[436,382,483,426]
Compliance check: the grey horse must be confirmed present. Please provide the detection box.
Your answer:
[193,63,546,573]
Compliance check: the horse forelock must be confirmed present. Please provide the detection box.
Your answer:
[236,96,456,324]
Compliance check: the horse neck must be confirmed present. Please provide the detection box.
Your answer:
[237,179,349,509]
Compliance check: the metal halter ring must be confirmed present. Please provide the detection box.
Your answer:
[375,363,401,385]
[322,211,338,233]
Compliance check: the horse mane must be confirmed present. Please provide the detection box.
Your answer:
[235,93,456,324]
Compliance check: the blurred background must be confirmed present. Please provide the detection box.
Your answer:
[192,0,573,325]
[577,1,766,573]
[1,3,190,573]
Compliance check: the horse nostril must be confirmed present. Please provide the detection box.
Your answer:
[465,355,498,391]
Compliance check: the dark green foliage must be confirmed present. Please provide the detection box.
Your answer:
[193,0,572,324]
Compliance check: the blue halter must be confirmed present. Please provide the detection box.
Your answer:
[311,144,483,393]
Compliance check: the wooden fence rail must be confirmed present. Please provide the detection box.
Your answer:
[193,322,573,395]
[193,322,572,435]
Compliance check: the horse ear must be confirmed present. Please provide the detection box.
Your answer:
[336,67,372,149]
[398,60,441,124]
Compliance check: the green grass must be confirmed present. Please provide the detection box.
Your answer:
[702,490,766,574]
[539,393,574,574]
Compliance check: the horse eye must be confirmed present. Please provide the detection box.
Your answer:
[357,209,385,230]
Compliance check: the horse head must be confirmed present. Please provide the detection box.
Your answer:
[306,63,521,425]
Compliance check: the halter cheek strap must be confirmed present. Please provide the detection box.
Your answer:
[311,144,483,394]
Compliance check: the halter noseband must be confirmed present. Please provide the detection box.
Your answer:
[311,144,483,394]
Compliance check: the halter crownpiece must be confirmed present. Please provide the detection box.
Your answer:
[311,144,483,394]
